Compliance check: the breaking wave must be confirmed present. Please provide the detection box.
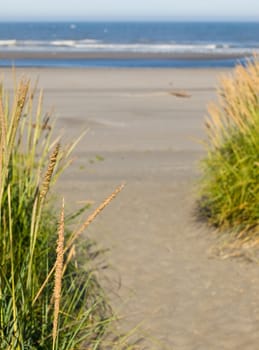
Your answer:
[0,39,258,54]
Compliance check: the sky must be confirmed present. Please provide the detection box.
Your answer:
[1,0,259,20]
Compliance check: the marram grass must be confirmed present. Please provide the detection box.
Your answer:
[199,57,259,239]
[0,77,134,349]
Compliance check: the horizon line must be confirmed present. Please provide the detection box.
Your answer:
[0,15,259,22]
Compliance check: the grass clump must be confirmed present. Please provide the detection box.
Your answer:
[199,57,259,238]
[0,77,126,349]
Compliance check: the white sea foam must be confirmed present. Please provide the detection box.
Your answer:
[0,38,258,55]
[51,40,78,47]
[49,39,101,48]
[0,40,17,46]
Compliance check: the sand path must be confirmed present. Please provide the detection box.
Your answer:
[3,68,259,349]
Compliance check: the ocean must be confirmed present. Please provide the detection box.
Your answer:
[0,21,259,68]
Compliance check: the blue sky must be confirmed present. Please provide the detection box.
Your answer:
[1,0,259,20]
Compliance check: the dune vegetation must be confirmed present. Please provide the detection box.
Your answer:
[0,77,128,349]
[199,57,259,240]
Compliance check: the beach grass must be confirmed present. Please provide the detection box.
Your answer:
[199,57,259,240]
[0,77,131,349]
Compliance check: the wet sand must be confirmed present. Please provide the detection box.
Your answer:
[0,50,248,60]
[2,68,259,349]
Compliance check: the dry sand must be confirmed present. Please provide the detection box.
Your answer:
[2,68,259,349]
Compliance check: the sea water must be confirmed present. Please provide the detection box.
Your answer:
[0,21,259,68]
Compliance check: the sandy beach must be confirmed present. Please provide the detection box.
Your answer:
[2,67,259,349]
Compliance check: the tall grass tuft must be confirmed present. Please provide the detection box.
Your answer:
[199,57,259,238]
[0,77,126,349]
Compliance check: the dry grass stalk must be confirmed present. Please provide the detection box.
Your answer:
[8,80,29,148]
[0,91,7,212]
[33,184,125,305]
[0,98,5,186]
[62,244,75,275]
[52,198,65,348]
[66,183,125,251]
[0,93,6,148]
[13,80,29,122]
[33,266,55,306]
[40,143,60,200]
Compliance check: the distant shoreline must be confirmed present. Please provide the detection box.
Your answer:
[0,50,250,61]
